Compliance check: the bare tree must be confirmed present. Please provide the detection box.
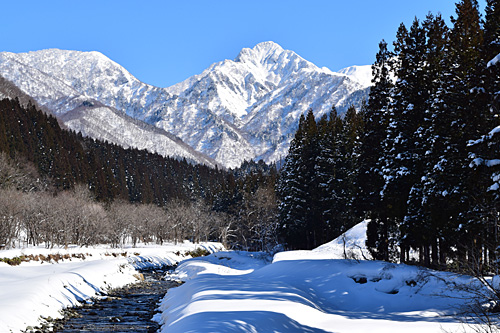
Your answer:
[237,186,279,252]
[164,199,192,244]
[213,212,236,249]
[0,188,22,248]
[19,191,47,247]
[106,200,135,247]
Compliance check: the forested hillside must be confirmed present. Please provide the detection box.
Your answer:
[277,0,500,273]
[0,98,226,202]
[0,97,278,250]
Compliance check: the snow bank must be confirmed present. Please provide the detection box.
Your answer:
[0,241,222,332]
[0,258,137,331]
[174,251,270,281]
[274,220,371,263]
[157,227,486,332]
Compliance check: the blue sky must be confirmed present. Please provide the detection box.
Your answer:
[1,1,487,87]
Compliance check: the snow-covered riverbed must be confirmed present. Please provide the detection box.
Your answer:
[0,242,222,332]
[0,223,494,332]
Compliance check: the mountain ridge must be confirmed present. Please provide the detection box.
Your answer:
[0,42,371,168]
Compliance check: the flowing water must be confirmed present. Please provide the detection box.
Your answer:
[52,267,179,332]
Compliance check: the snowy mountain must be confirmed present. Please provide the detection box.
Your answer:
[0,42,371,168]
[59,103,217,167]
[0,53,216,167]
[159,42,371,166]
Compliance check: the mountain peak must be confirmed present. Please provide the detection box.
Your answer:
[233,41,320,79]
[235,41,286,65]
[338,65,373,87]
[253,41,284,53]
[10,48,124,72]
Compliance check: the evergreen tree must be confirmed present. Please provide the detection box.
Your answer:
[341,105,364,230]
[467,0,500,271]
[276,114,310,249]
[379,19,429,262]
[437,0,484,264]
[314,112,337,240]
[359,40,394,260]
[404,13,450,266]
[278,107,366,249]
[314,108,350,240]
[302,110,323,247]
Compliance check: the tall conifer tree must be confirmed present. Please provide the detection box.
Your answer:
[404,13,450,266]
[467,0,500,269]
[379,20,429,261]
[359,40,394,260]
[276,114,310,249]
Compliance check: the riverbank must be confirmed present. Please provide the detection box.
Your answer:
[1,223,495,332]
[0,241,222,332]
[156,224,491,332]
[55,268,181,332]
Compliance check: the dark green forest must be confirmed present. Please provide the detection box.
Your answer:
[0,97,278,250]
[0,98,232,203]
[277,0,500,273]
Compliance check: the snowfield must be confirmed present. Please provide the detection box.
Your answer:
[0,242,222,332]
[0,224,493,332]
[156,223,489,333]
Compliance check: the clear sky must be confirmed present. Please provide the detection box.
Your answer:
[1,0,487,88]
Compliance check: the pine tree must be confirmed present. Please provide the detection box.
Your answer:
[378,19,430,262]
[422,0,485,266]
[404,13,450,267]
[302,110,322,248]
[276,114,310,249]
[359,40,394,260]
[314,112,337,240]
[467,0,500,271]
[314,108,351,241]
[342,105,364,230]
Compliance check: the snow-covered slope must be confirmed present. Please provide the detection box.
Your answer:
[0,42,371,168]
[60,103,216,167]
[158,234,488,332]
[0,54,216,167]
[0,52,89,115]
[273,220,372,262]
[2,49,172,120]
[160,42,371,166]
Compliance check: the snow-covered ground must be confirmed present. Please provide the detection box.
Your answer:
[156,223,489,332]
[0,241,222,332]
[0,223,493,332]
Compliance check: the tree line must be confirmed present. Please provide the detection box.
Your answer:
[0,97,278,251]
[276,107,363,249]
[0,160,234,249]
[277,0,500,272]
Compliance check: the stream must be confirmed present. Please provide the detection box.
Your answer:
[52,267,180,332]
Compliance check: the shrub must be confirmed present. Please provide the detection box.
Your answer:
[185,248,210,258]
